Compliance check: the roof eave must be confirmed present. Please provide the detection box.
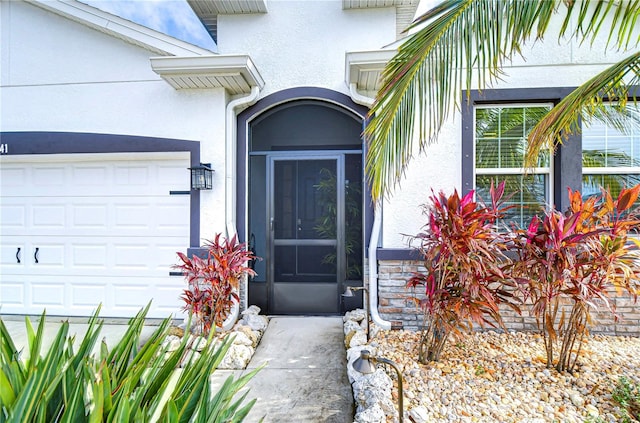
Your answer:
[150,55,265,94]
[27,0,214,56]
[345,49,396,97]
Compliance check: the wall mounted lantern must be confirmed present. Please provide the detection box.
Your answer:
[353,349,404,423]
[342,286,369,340]
[190,163,213,190]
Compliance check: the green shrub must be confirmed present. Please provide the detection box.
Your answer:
[613,376,640,422]
[0,304,260,422]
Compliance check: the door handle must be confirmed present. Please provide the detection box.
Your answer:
[270,218,275,232]
[16,247,21,264]
[34,247,39,264]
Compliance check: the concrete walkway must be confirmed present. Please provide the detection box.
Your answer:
[2,315,353,422]
[220,316,354,423]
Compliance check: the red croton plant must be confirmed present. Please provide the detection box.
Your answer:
[174,234,258,336]
[408,182,521,364]
[409,182,640,370]
[512,185,640,372]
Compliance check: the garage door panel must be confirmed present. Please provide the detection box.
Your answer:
[31,243,66,268]
[0,204,26,229]
[31,282,65,307]
[0,279,25,306]
[73,205,108,229]
[72,244,108,269]
[72,284,108,307]
[33,204,67,229]
[33,166,66,188]
[0,167,26,187]
[1,244,25,267]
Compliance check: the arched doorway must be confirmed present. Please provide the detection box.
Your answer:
[239,89,368,315]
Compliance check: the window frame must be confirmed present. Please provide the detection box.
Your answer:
[473,103,555,226]
[581,111,640,200]
[461,88,581,213]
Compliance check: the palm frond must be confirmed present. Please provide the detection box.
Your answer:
[365,0,559,200]
[526,51,640,166]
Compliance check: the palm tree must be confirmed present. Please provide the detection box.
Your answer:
[365,0,640,201]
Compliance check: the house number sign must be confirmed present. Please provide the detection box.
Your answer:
[0,143,7,154]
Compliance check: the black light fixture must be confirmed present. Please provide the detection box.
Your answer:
[353,349,404,423]
[189,163,213,190]
[342,286,369,340]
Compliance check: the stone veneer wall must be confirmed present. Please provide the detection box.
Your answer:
[377,260,640,336]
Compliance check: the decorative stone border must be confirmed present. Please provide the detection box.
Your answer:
[163,305,269,369]
[344,309,399,423]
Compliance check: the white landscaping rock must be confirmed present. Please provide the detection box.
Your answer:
[353,370,394,411]
[219,344,254,369]
[344,308,366,323]
[349,331,368,348]
[234,325,260,347]
[408,406,429,423]
[242,314,269,332]
[569,391,585,407]
[229,331,254,347]
[242,305,261,316]
[189,336,208,352]
[344,320,361,335]
[353,404,386,423]
[162,335,181,352]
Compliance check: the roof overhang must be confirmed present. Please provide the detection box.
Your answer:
[343,0,419,36]
[27,0,214,56]
[187,0,267,15]
[345,50,396,98]
[150,55,265,94]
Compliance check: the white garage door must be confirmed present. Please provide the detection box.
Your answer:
[0,153,191,319]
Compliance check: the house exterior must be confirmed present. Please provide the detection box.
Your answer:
[1,0,638,334]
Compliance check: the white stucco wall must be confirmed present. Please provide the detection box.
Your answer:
[216,1,397,97]
[0,0,229,237]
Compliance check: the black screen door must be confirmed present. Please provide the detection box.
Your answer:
[269,157,343,314]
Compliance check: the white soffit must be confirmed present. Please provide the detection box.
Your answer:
[346,50,396,96]
[343,0,418,37]
[28,0,214,56]
[187,0,268,15]
[150,55,265,94]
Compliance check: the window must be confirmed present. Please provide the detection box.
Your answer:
[474,104,553,227]
[582,105,640,200]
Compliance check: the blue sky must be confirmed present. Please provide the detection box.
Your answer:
[81,0,217,51]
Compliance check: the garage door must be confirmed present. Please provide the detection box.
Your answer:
[0,153,191,319]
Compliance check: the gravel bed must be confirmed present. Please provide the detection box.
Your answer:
[368,330,640,422]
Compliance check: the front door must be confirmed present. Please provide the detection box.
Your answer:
[248,152,363,315]
[268,156,343,314]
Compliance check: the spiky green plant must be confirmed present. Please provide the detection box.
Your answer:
[0,304,261,422]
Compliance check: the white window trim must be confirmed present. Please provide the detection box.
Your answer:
[472,103,555,211]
